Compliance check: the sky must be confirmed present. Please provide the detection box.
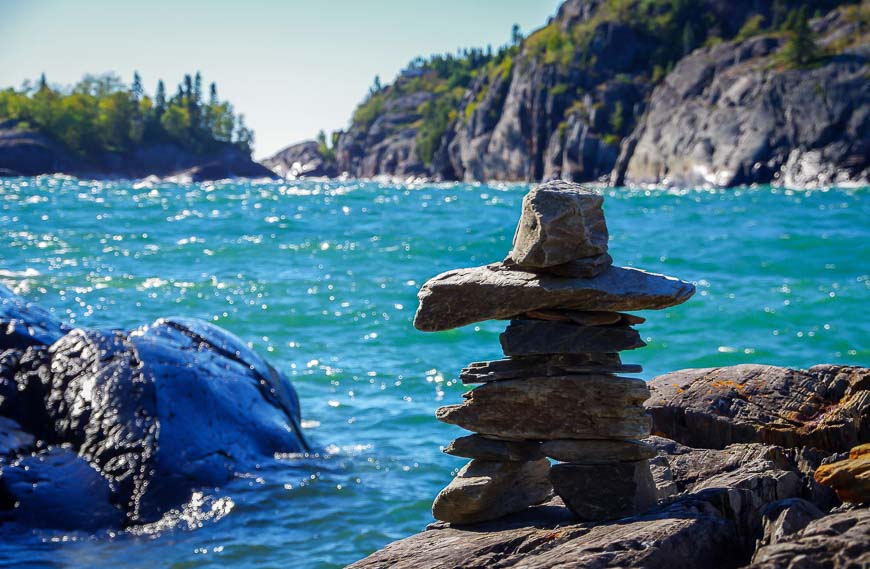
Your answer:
[0,0,561,159]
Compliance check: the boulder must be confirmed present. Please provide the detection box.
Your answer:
[460,353,640,384]
[431,458,552,525]
[646,364,869,452]
[541,438,657,462]
[499,319,644,356]
[414,263,695,332]
[506,181,608,268]
[758,498,825,547]
[814,443,870,503]
[443,435,543,462]
[550,460,657,521]
[437,375,650,440]
[261,140,337,178]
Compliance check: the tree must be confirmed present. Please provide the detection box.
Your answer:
[781,8,819,67]
[681,22,696,56]
[38,73,47,91]
[209,82,218,106]
[609,101,625,136]
[233,113,253,155]
[511,23,522,46]
[131,72,144,102]
[194,71,202,105]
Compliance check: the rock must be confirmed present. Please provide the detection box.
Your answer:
[525,309,643,326]
[437,375,650,440]
[749,509,870,568]
[814,443,870,503]
[0,285,308,527]
[431,458,552,525]
[261,140,337,178]
[506,181,608,268]
[443,435,543,462]
[460,353,641,384]
[414,263,695,332]
[530,253,613,278]
[646,364,869,452]
[0,417,35,457]
[499,319,645,356]
[759,498,825,547]
[550,460,657,521]
[541,439,657,463]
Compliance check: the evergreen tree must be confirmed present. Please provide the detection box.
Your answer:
[781,8,819,67]
[511,24,522,46]
[183,74,193,99]
[131,72,144,102]
[155,80,167,116]
[682,23,696,56]
[209,82,218,106]
[193,71,203,105]
[38,73,47,91]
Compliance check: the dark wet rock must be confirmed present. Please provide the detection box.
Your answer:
[541,438,656,463]
[550,460,657,521]
[460,353,640,384]
[748,508,870,568]
[431,458,552,525]
[0,285,69,350]
[261,140,337,178]
[499,319,644,356]
[758,498,825,547]
[443,435,543,462]
[0,285,307,528]
[437,375,650,440]
[646,364,869,452]
[814,443,870,503]
[0,417,34,457]
[414,263,695,332]
[506,181,608,268]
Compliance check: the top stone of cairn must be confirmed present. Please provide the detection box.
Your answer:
[507,180,608,269]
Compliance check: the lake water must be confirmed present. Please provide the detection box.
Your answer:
[0,176,867,568]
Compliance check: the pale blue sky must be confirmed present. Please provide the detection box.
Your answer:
[0,0,561,159]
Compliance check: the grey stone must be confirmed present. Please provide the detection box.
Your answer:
[540,439,657,463]
[431,458,552,525]
[460,353,641,384]
[499,319,645,356]
[414,263,695,332]
[443,435,543,462]
[437,375,651,440]
[550,460,657,521]
[506,180,608,269]
[759,498,825,547]
[535,253,612,278]
[525,309,645,326]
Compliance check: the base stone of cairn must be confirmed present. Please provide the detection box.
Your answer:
[415,181,695,525]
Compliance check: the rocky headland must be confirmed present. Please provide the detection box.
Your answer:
[0,285,307,528]
[349,181,869,567]
[268,0,869,188]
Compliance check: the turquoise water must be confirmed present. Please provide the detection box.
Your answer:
[0,176,867,568]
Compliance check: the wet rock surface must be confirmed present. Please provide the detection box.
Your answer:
[0,285,308,528]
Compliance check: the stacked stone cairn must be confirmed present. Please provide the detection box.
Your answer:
[413,181,696,525]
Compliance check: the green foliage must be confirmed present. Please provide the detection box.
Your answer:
[0,71,254,160]
[737,14,767,40]
[609,101,625,135]
[778,8,821,68]
[316,129,336,163]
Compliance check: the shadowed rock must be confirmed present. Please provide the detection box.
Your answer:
[550,460,657,521]
[437,375,650,440]
[443,435,543,462]
[758,498,825,547]
[414,263,695,332]
[524,309,644,326]
[460,353,641,384]
[541,439,657,462]
[499,319,645,356]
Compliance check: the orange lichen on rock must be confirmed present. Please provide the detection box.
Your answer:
[813,443,870,503]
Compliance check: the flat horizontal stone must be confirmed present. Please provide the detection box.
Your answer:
[508,181,608,268]
[444,435,544,462]
[437,375,651,440]
[540,439,658,463]
[500,320,645,356]
[525,309,645,326]
[550,460,657,521]
[460,354,642,384]
[414,263,694,332]
[432,459,552,525]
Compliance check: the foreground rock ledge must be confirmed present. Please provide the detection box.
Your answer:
[414,263,695,331]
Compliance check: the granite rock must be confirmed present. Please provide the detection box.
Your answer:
[541,438,657,463]
[499,319,645,356]
[437,375,650,440]
[431,458,552,525]
[507,181,608,268]
[414,263,695,332]
[443,435,543,462]
[550,460,657,521]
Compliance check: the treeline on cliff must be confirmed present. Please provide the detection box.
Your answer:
[283,0,866,186]
[0,71,255,162]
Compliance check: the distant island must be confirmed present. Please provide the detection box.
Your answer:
[0,72,274,180]
[267,0,869,188]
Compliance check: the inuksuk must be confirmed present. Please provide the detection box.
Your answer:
[413,181,695,524]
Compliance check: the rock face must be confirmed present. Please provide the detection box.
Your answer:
[550,460,657,521]
[506,181,608,268]
[261,140,337,178]
[414,263,695,332]
[431,459,552,525]
[0,285,308,528]
[615,14,870,187]
[814,443,870,503]
[645,364,869,452]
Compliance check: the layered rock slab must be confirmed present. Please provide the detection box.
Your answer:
[437,375,650,440]
[499,319,645,356]
[814,443,870,503]
[443,435,543,462]
[414,263,694,331]
[541,439,656,462]
[460,353,640,384]
[646,364,869,452]
[431,459,552,525]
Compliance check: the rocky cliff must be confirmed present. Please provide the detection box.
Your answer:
[268,0,868,188]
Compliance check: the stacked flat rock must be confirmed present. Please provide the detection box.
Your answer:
[414,181,695,525]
